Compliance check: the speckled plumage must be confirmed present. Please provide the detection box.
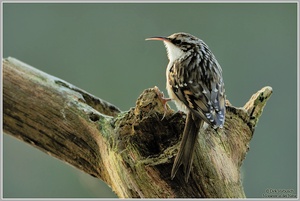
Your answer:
[147,32,226,182]
[165,33,225,128]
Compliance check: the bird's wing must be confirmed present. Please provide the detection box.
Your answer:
[168,53,225,127]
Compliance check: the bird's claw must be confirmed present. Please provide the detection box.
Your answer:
[161,98,171,120]
[154,86,171,120]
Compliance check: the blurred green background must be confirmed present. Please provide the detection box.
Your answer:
[2,3,297,198]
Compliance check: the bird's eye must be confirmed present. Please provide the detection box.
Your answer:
[173,39,182,45]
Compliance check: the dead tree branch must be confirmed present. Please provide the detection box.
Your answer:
[3,57,272,198]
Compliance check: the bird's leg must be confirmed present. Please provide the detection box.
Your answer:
[161,97,172,120]
[154,86,171,120]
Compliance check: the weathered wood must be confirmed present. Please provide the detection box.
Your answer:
[3,57,272,198]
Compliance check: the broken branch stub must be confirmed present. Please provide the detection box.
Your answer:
[110,85,272,198]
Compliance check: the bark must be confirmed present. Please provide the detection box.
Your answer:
[3,57,272,198]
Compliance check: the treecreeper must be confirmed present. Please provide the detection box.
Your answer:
[146,32,226,182]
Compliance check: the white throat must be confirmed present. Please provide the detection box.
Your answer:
[163,41,185,62]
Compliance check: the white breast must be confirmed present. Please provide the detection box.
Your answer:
[163,41,184,63]
[163,41,189,113]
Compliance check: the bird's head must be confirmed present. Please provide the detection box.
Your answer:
[146,32,200,62]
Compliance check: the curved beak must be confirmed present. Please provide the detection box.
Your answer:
[145,36,170,42]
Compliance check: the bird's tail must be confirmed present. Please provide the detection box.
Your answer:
[171,112,202,182]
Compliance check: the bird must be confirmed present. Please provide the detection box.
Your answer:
[146,32,226,182]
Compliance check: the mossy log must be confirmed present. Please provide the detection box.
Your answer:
[3,57,272,198]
